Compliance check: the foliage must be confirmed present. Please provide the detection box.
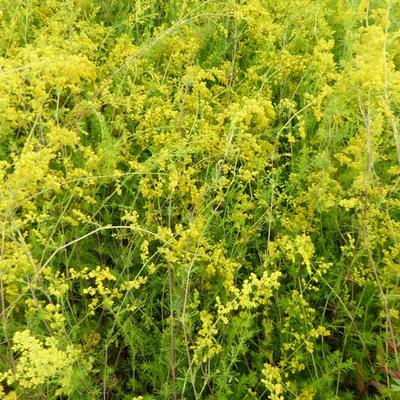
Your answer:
[0,0,399,399]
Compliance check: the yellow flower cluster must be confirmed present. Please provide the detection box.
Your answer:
[193,271,282,364]
[192,310,222,364]
[70,266,148,314]
[0,330,79,394]
[261,362,285,400]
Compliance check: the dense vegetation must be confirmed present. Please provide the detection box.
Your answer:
[0,0,399,398]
